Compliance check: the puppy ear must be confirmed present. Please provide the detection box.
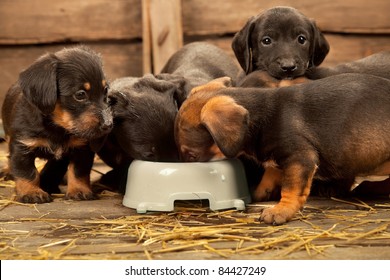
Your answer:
[200,96,249,158]
[155,73,189,108]
[19,53,58,115]
[232,15,258,74]
[309,20,330,67]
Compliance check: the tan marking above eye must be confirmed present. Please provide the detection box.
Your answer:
[102,80,107,87]
[84,82,91,91]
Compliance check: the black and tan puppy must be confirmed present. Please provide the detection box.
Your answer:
[306,51,390,80]
[175,74,390,224]
[2,46,113,203]
[232,6,329,79]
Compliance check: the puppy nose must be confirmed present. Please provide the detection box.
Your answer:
[101,121,113,132]
[279,60,297,72]
[101,108,113,132]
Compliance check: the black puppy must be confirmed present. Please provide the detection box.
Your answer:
[2,46,113,203]
[232,6,329,79]
[99,75,181,165]
[95,74,184,191]
[176,74,390,224]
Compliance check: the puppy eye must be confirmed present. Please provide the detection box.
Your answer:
[74,90,87,102]
[104,85,109,95]
[297,35,307,44]
[261,36,272,46]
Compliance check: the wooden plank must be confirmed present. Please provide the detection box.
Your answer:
[182,0,390,35]
[0,0,142,44]
[0,43,143,107]
[149,0,183,73]
[142,0,153,74]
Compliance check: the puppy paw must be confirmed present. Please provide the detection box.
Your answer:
[259,205,297,225]
[17,190,53,204]
[65,190,97,201]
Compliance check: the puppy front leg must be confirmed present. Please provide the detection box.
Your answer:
[253,166,282,201]
[10,150,52,203]
[260,157,317,225]
[65,148,96,200]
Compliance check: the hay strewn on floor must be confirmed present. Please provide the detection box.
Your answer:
[1,178,389,259]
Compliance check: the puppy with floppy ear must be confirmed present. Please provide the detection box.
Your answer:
[176,74,390,224]
[2,46,113,203]
[99,74,182,166]
[95,74,185,192]
[232,6,329,79]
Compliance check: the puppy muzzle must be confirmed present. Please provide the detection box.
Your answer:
[100,107,113,133]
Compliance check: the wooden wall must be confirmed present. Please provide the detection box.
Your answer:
[1,0,389,107]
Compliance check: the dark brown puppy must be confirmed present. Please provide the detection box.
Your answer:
[98,75,182,167]
[159,42,241,97]
[2,46,113,203]
[232,6,329,79]
[239,51,390,199]
[175,74,390,224]
[306,51,390,80]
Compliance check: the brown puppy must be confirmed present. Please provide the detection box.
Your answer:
[175,74,390,224]
[306,51,390,80]
[232,6,329,79]
[2,46,113,203]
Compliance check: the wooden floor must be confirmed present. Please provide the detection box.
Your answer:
[1,142,390,260]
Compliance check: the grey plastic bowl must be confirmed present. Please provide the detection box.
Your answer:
[123,159,251,213]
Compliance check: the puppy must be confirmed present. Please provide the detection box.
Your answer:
[175,74,390,224]
[306,51,390,80]
[99,75,182,165]
[159,41,241,95]
[2,46,113,203]
[232,6,329,79]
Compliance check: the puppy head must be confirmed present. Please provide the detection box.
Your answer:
[175,77,249,162]
[107,75,181,162]
[232,6,329,78]
[19,46,113,140]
